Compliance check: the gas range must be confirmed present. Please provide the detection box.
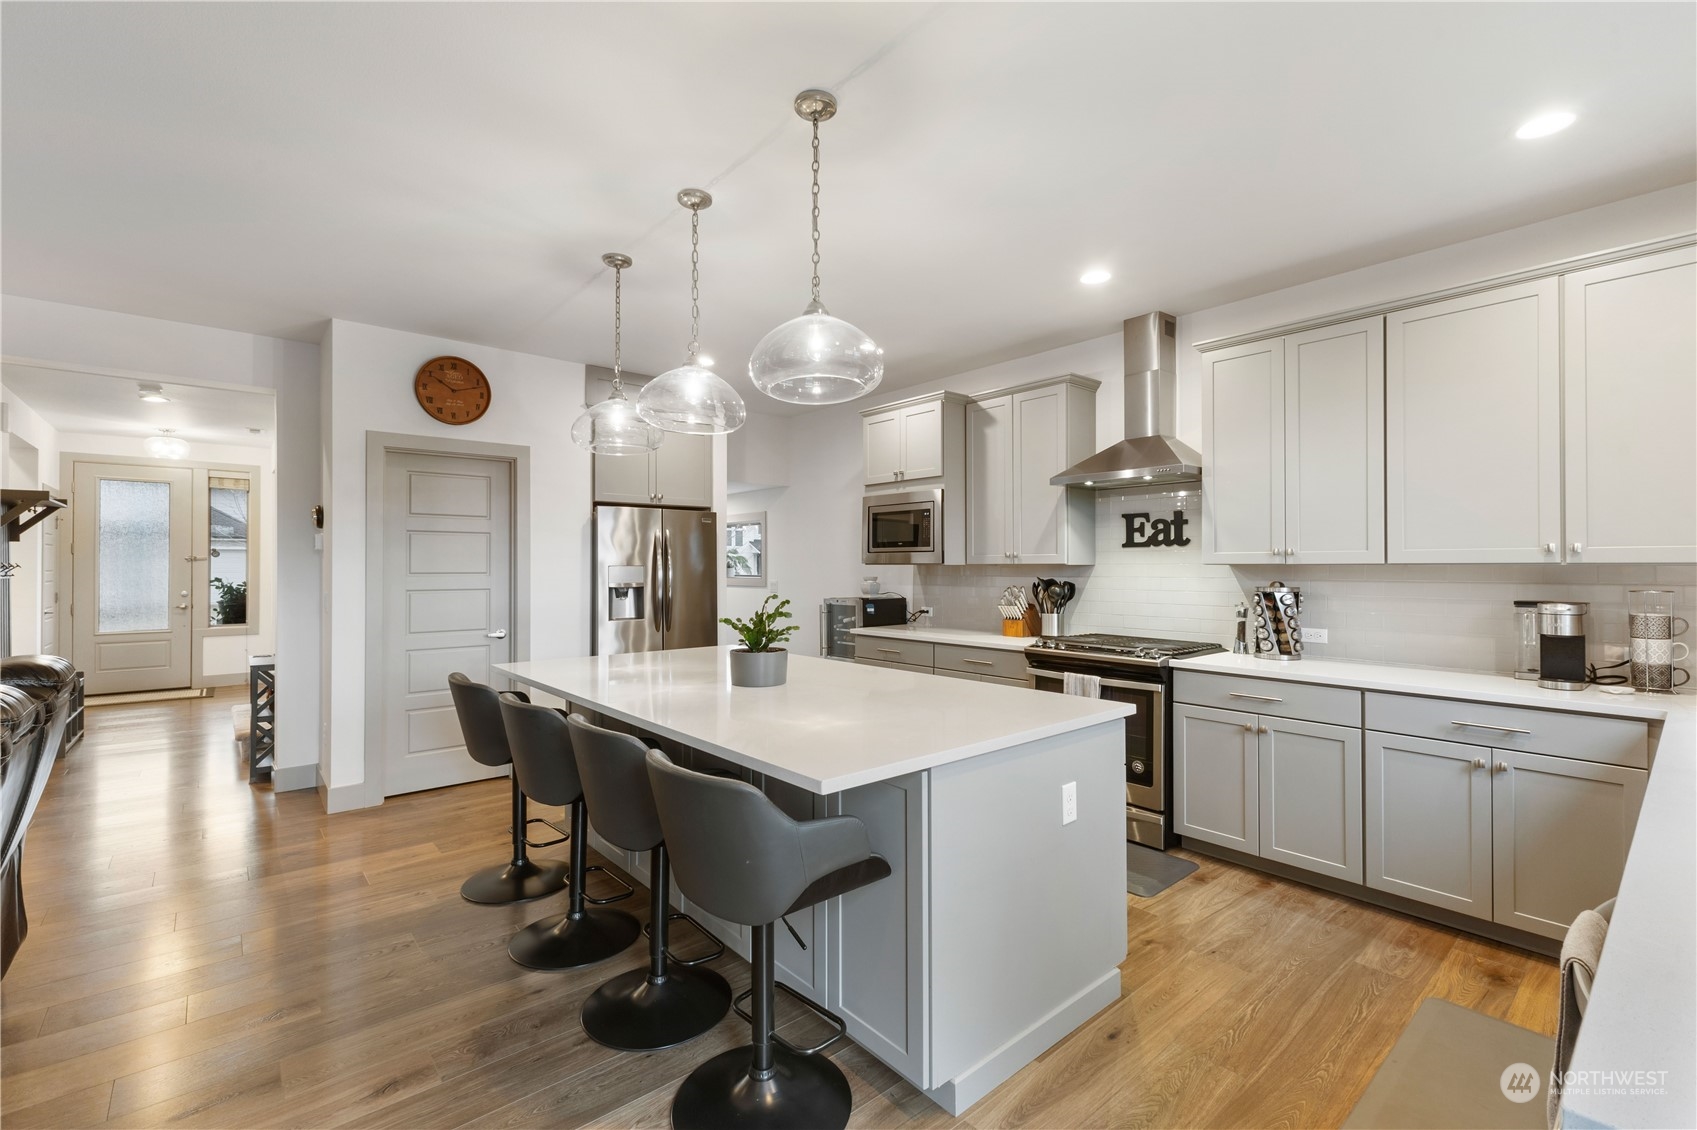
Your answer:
[1026,633,1225,669]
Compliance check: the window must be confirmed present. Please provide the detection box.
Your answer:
[725,512,766,588]
[208,475,250,626]
[96,478,172,633]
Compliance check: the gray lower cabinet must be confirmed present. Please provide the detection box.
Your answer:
[1175,703,1361,882]
[1364,732,1493,917]
[1259,717,1363,883]
[1491,750,1646,940]
[1172,704,1259,853]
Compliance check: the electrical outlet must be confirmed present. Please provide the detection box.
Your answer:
[1060,781,1078,825]
[1301,627,1329,644]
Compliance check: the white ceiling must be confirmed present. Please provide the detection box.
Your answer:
[0,363,274,448]
[3,2,1693,401]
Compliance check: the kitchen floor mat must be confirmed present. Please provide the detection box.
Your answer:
[1343,997,1553,1129]
[1126,842,1199,897]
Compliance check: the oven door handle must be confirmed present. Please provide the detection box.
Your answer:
[1026,667,1162,693]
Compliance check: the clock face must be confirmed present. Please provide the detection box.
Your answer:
[414,356,491,425]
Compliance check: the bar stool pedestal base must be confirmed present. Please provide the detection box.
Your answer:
[508,907,638,970]
[671,1044,852,1130]
[582,965,731,1051]
[460,858,569,905]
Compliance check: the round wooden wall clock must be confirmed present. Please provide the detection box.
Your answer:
[413,356,491,425]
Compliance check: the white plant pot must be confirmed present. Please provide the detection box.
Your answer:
[730,648,788,688]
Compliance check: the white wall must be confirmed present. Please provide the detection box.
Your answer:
[0,389,62,657]
[1,295,322,784]
[319,319,592,806]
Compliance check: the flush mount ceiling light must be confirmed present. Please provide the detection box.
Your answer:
[1080,268,1112,285]
[137,382,171,403]
[1516,110,1576,139]
[635,190,747,435]
[571,253,664,455]
[748,89,884,406]
[145,430,188,460]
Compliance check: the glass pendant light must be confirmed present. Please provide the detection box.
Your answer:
[748,89,883,405]
[635,189,747,435]
[571,253,664,455]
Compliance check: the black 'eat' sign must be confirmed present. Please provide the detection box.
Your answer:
[1122,511,1192,548]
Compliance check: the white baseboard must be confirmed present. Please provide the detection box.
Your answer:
[272,763,315,792]
[317,768,370,814]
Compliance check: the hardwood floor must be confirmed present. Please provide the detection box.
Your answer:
[1,690,1558,1129]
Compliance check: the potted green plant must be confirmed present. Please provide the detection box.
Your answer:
[210,578,247,626]
[720,594,799,687]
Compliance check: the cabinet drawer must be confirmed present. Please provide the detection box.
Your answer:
[932,644,1027,681]
[1173,672,1361,727]
[981,673,1034,689]
[1365,693,1648,768]
[854,637,935,667]
[853,656,932,676]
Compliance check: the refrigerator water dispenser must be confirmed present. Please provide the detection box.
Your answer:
[606,565,646,621]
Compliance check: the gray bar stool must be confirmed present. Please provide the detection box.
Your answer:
[498,695,640,970]
[448,673,568,904]
[646,750,892,1130]
[566,716,731,1051]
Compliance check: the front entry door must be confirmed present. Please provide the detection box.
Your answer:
[381,450,515,796]
[71,462,194,694]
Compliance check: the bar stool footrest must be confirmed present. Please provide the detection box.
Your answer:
[641,911,726,967]
[731,981,846,1056]
[580,864,634,905]
[519,815,570,849]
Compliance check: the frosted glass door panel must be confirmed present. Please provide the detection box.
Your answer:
[97,479,172,633]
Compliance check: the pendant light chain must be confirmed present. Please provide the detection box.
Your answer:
[687,206,702,362]
[810,115,823,304]
[611,260,624,389]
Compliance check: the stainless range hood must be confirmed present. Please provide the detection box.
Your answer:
[1051,312,1203,489]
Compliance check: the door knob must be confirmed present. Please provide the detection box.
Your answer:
[175,603,190,610]
[486,630,508,639]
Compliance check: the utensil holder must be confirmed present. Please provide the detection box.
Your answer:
[1040,613,1060,637]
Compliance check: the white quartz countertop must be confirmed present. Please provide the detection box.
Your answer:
[1173,651,1694,1128]
[1170,652,1672,720]
[849,625,1036,651]
[496,647,1133,794]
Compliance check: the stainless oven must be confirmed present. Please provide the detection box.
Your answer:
[863,488,943,565]
[1028,666,1167,848]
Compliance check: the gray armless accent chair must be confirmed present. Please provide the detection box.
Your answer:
[566,715,731,1051]
[646,749,892,1130]
[447,673,569,904]
[498,695,640,969]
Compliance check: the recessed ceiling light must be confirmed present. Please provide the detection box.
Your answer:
[1079,268,1112,286]
[1516,111,1576,140]
[137,382,171,403]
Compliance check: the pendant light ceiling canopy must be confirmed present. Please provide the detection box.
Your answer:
[571,253,664,455]
[748,89,884,406]
[635,189,747,436]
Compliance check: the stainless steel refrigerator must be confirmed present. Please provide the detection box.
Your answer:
[593,506,719,655]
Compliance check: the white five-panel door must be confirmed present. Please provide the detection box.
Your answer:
[71,462,194,694]
[381,451,515,796]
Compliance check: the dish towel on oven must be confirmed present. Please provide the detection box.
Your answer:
[1062,672,1101,697]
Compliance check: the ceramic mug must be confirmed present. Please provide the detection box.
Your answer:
[1632,638,1690,665]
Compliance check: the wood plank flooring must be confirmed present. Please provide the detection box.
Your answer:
[1,690,1558,1128]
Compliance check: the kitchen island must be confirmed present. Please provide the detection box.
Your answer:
[497,647,1134,1115]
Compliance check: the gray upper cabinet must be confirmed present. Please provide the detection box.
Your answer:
[1364,731,1493,917]
[860,392,964,486]
[1562,246,1697,563]
[1258,717,1363,883]
[593,431,713,508]
[1490,750,1646,941]
[965,377,1097,566]
[1386,279,1561,563]
[1172,703,1259,853]
[1201,316,1384,566]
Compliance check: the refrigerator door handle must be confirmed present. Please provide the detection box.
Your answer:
[662,528,674,632]
[650,534,663,631]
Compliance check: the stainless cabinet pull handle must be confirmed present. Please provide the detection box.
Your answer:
[1473,758,1486,770]
[486,630,508,639]
[1543,542,1557,554]
[1228,692,1284,703]
[1242,722,1254,732]
[877,648,902,655]
[1258,725,1269,734]
[1571,542,1583,554]
[1495,761,1509,774]
[1451,720,1532,735]
[962,659,994,666]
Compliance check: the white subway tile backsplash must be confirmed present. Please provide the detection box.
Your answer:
[911,498,1695,681]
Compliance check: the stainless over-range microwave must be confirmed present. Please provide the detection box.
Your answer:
[863,488,944,565]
